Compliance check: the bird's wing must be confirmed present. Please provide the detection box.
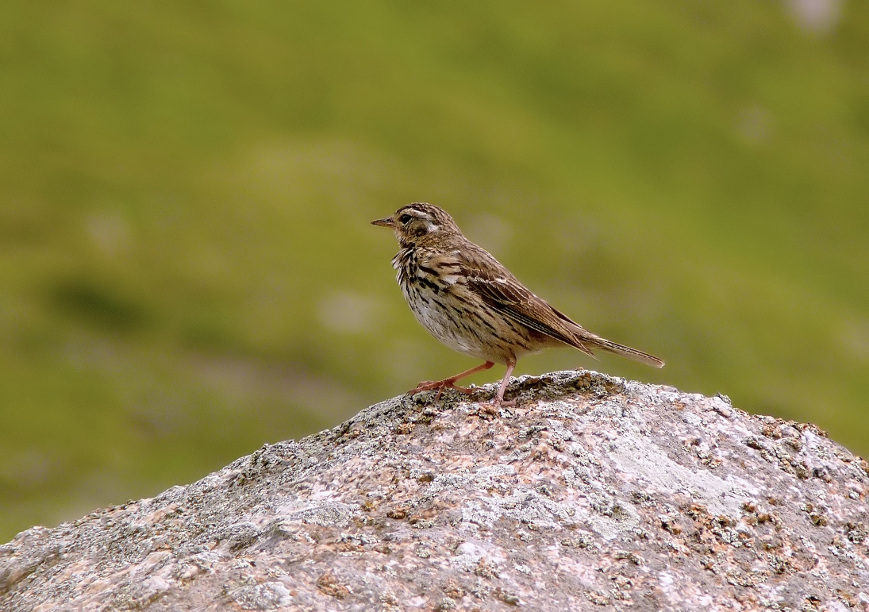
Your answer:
[431,245,595,356]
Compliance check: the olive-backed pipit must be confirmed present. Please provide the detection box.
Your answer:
[372,202,663,407]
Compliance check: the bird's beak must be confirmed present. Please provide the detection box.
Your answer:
[371,217,394,228]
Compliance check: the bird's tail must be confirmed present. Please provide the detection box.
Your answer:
[584,335,665,368]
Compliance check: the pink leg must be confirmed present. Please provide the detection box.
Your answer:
[492,358,516,407]
[410,361,495,399]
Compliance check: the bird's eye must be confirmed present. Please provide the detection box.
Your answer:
[399,214,412,224]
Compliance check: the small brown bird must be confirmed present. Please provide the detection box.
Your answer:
[372,203,664,407]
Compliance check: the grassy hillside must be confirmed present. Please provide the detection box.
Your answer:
[1,1,867,541]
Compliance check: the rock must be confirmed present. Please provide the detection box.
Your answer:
[1,370,868,611]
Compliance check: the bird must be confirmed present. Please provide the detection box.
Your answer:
[371,202,664,408]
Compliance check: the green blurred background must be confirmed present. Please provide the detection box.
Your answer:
[2,1,867,542]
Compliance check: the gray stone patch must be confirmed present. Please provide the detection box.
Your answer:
[607,432,756,516]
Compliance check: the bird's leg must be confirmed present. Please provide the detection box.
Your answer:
[479,359,517,414]
[492,359,516,410]
[410,361,495,401]
[494,359,516,404]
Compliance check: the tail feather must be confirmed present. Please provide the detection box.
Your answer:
[581,335,665,368]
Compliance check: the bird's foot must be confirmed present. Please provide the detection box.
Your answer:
[409,379,474,402]
[473,394,517,417]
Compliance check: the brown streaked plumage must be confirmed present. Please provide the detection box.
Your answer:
[372,202,664,407]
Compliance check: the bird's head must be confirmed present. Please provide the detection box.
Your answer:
[371,202,462,246]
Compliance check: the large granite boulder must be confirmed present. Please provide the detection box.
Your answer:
[2,370,867,611]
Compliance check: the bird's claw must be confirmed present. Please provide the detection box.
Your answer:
[409,379,475,402]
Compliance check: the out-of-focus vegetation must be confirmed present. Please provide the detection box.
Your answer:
[1,1,867,541]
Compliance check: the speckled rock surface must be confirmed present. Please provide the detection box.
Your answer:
[2,370,868,611]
